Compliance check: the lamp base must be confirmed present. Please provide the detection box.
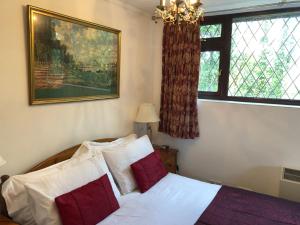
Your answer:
[147,123,153,142]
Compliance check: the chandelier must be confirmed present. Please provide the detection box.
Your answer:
[153,0,204,24]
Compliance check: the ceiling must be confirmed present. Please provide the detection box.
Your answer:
[122,0,298,14]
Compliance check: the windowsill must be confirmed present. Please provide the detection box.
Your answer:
[198,98,300,109]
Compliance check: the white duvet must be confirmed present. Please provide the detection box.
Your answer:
[99,173,221,225]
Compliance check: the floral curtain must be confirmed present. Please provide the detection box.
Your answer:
[159,23,200,139]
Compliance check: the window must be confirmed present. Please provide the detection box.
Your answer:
[200,24,222,38]
[199,51,220,92]
[199,21,224,97]
[199,8,300,106]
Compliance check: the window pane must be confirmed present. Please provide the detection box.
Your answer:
[200,24,222,39]
[229,13,300,100]
[199,51,220,92]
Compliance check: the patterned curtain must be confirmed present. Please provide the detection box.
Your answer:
[159,23,200,139]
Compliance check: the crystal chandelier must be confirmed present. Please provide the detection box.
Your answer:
[153,0,204,24]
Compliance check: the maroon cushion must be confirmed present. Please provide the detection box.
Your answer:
[131,151,168,193]
[55,174,119,225]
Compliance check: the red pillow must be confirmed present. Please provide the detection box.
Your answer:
[55,174,119,225]
[131,151,168,193]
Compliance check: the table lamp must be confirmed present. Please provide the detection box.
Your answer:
[135,103,160,141]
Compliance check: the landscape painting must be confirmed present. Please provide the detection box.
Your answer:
[28,6,121,104]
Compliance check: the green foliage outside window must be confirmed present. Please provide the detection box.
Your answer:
[199,14,300,101]
[200,24,222,39]
[229,16,298,100]
[199,51,220,92]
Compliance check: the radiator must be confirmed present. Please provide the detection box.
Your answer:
[279,167,300,202]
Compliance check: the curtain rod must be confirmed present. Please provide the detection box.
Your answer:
[205,1,300,16]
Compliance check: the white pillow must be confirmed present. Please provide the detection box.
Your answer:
[72,134,137,158]
[24,152,119,225]
[1,156,88,225]
[102,135,154,194]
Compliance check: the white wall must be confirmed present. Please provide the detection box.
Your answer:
[151,22,300,197]
[0,0,155,175]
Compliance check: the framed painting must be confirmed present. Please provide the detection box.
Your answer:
[28,6,121,105]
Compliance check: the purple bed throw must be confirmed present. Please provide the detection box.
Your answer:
[195,186,300,225]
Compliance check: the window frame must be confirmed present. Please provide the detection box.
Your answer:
[199,7,300,106]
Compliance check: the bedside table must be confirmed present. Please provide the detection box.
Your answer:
[154,145,178,173]
[0,216,19,225]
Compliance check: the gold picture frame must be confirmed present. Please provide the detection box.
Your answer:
[28,5,121,105]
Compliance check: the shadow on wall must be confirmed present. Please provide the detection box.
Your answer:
[153,131,282,197]
[228,166,282,197]
[152,97,300,198]
[181,163,281,197]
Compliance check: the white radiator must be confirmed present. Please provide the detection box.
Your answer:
[279,167,300,202]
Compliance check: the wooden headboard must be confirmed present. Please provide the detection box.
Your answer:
[0,137,117,218]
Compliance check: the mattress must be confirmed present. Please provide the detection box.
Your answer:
[99,173,221,225]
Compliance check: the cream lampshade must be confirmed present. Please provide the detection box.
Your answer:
[135,103,160,140]
[0,155,6,168]
[135,103,160,123]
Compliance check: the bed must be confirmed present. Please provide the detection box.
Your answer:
[1,136,300,225]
